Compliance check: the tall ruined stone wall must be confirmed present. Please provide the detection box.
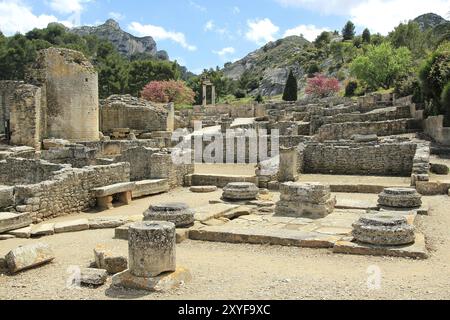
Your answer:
[116,146,159,181]
[0,158,67,186]
[9,84,42,149]
[27,48,99,141]
[316,119,420,141]
[0,81,23,135]
[303,142,417,176]
[13,162,130,222]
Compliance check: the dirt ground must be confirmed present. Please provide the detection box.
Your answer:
[1,188,450,300]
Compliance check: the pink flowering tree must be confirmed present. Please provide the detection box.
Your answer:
[305,74,340,98]
[141,80,195,105]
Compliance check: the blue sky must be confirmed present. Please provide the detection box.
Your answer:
[0,0,449,73]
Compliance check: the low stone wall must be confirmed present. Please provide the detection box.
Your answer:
[302,141,417,176]
[0,157,66,186]
[423,115,450,146]
[316,119,420,142]
[13,162,130,222]
[116,146,193,188]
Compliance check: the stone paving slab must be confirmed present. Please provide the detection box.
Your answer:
[54,219,89,234]
[0,212,32,234]
[31,223,55,237]
[333,234,428,259]
[194,204,240,222]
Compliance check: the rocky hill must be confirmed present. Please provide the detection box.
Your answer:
[223,35,310,96]
[413,13,449,31]
[71,19,169,60]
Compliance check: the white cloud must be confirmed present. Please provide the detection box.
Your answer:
[232,6,240,14]
[275,0,450,35]
[213,47,236,57]
[47,0,90,14]
[284,24,330,41]
[0,0,61,35]
[349,0,450,35]
[109,11,125,21]
[246,18,280,45]
[189,0,207,12]
[204,20,214,31]
[128,22,197,51]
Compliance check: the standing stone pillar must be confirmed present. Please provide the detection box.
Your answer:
[128,221,176,277]
[112,221,191,291]
[279,147,298,182]
[202,85,207,107]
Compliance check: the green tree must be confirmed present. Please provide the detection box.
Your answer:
[388,21,428,58]
[362,28,371,43]
[314,31,332,48]
[419,42,450,120]
[342,21,356,41]
[282,70,298,102]
[350,42,413,90]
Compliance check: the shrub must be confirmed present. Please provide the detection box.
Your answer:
[282,70,298,102]
[307,63,320,77]
[394,74,423,102]
[254,93,264,103]
[305,74,340,98]
[441,82,450,126]
[141,80,195,105]
[345,80,359,97]
[234,89,246,99]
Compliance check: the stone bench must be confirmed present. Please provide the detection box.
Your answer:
[132,179,169,198]
[91,182,136,210]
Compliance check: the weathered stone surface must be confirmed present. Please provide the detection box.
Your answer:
[194,204,240,222]
[416,181,450,195]
[31,223,55,237]
[378,188,422,208]
[143,203,194,228]
[132,179,169,198]
[333,233,428,259]
[54,219,89,234]
[222,182,259,201]
[430,163,449,175]
[190,186,218,193]
[80,268,108,286]
[352,213,415,246]
[114,223,133,240]
[0,256,7,273]
[176,229,189,244]
[8,226,32,239]
[0,186,15,209]
[91,182,136,197]
[5,243,54,273]
[189,226,340,248]
[0,212,32,234]
[112,267,191,292]
[94,244,128,274]
[0,234,15,240]
[351,134,378,143]
[275,182,336,219]
[42,138,70,150]
[89,217,127,229]
[128,221,176,278]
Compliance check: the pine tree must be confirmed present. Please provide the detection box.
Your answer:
[362,28,371,43]
[342,21,356,41]
[282,70,298,102]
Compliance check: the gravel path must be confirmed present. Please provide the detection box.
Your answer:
[1,195,449,300]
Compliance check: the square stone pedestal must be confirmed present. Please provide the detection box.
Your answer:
[112,267,191,292]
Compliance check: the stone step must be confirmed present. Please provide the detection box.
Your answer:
[132,179,169,198]
[0,212,32,234]
[189,174,258,188]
